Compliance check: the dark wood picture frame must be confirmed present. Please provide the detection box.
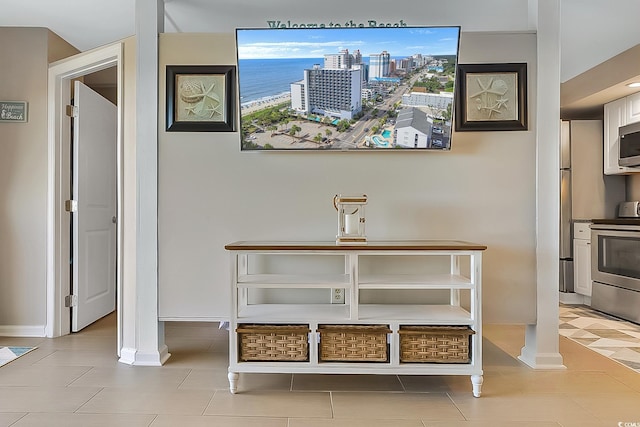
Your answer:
[166,65,236,132]
[455,63,527,131]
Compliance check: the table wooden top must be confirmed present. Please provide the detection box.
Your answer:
[224,240,487,251]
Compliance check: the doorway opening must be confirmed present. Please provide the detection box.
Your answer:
[46,43,123,356]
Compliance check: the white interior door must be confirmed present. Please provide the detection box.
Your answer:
[72,81,117,332]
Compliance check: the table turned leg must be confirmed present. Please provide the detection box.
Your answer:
[471,374,483,397]
[228,369,239,394]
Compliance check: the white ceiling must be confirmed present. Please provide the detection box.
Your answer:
[1,0,638,116]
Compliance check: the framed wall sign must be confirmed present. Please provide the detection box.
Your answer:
[455,63,528,131]
[0,101,28,123]
[166,65,236,132]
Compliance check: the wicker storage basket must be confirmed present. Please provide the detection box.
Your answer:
[399,326,474,363]
[237,324,310,361]
[319,324,391,362]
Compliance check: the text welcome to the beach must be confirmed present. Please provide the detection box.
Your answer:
[267,20,409,29]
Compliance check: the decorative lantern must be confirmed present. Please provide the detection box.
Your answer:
[333,194,367,244]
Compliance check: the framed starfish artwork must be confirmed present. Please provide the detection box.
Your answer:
[166,65,236,132]
[454,63,527,131]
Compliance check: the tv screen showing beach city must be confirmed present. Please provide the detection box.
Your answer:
[235,26,461,151]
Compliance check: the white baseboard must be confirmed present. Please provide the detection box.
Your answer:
[118,345,171,366]
[0,325,46,337]
[559,292,587,305]
[519,348,566,370]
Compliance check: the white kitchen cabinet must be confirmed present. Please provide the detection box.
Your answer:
[225,240,486,397]
[573,222,592,297]
[604,97,635,174]
[627,91,640,124]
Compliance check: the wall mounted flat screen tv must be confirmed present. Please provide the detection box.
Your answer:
[235,25,461,151]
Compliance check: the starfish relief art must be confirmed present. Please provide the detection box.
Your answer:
[467,73,515,120]
[177,75,224,122]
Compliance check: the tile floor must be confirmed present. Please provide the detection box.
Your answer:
[1,313,640,426]
[560,304,640,373]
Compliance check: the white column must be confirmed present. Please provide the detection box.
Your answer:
[120,0,169,366]
[519,0,565,369]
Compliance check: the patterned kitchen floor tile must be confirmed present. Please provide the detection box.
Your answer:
[560,304,640,373]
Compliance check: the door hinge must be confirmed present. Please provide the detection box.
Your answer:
[65,295,78,307]
[64,200,77,212]
[65,105,78,118]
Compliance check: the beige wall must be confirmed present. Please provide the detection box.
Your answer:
[627,175,640,200]
[120,36,138,343]
[0,28,77,330]
[157,32,538,323]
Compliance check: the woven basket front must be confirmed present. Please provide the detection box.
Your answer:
[319,325,390,362]
[237,324,310,361]
[399,326,474,363]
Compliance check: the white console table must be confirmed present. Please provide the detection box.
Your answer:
[224,240,486,397]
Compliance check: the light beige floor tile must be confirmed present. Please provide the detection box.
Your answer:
[205,390,332,418]
[399,374,475,394]
[79,312,117,334]
[0,365,91,386]
[211,370,292,391]
[77,387,214,415]
[161,347,228,369]
[331,391,464,420]
[11,413,156,427]
[165,337,220,353]
[423,422,562,427]
[607,368,640,392]
[289,418,424,427]
[0,413,26,427]
[459,371,536,396]
[181,370,292,391]
[0,386,100,412]
[165,322,223,338]
[571,392,640,422]
[558,423,623,427]
[490,370,635,394]
[150,414,287,427]
[449,393,598,424]
[292,373,403,391]
[482,339,528,368]
[33,349,122,368]
[46,335,117,351]
[178,368,232,390]
[482,324,526,357]
[69,365,191,388]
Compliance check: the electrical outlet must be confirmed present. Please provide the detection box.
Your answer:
[331,288,345,304]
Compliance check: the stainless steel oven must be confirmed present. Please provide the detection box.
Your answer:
[591,222,640,324]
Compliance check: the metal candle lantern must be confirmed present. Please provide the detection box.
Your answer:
[333,194,367,244]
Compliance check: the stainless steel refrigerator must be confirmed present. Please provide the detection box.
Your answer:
[559,120,626,293]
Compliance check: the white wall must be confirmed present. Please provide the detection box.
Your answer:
[158,30,538,323]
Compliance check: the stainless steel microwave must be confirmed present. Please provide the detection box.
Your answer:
[619,121,640,167]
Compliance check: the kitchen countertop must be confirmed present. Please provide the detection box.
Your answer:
[591,218,640,225]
